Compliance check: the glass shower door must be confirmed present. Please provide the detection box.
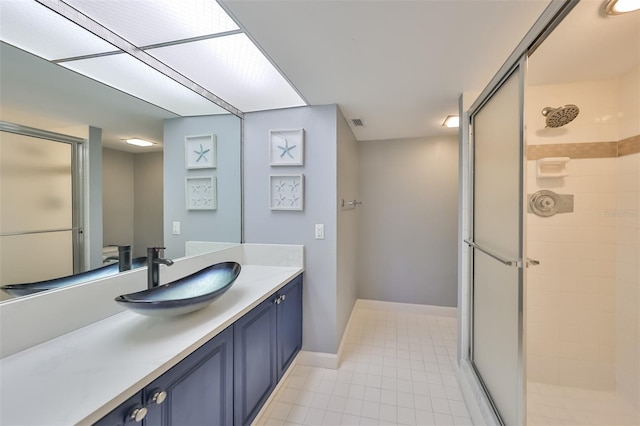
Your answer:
[468,59,525,425]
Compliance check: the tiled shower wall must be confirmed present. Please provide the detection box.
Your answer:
[616,151,639,409]
[615,65,640,410]
[527,156,618,389]
[526,66,639,402]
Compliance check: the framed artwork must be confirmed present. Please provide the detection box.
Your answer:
[269,174,304,211]
[269,129,304,166]
[185,134,216,169]
[185,176,216,210]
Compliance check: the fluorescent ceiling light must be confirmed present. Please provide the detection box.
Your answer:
[0,0,115,60]
[2,1,306,115]
[147,34,306,112]
[126,138,154,147]
[442,115,460,128]
[63,0,240,46]
[60,53,229,116]
[605,0,640,14]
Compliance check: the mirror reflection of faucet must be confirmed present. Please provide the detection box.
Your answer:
[103,245,132,272]
[147,247,174,289]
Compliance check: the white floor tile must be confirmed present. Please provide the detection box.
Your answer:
[327,395,347,413]
[287,405,310,424]
[304,408,326,425]
[344,398,364,416]
[253,307,475,426]
[361,401,381,419]
[378,403,397,423]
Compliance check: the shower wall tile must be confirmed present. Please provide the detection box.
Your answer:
[617,66,640,140]
[616,152,639,411]
[527,156,618,390]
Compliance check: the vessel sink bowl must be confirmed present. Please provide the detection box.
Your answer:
[1,257,148,297]
[114,262,241,317]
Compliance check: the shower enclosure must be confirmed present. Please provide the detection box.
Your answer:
[459,1,639,425]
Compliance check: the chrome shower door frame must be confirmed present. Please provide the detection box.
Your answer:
[466,56,527,426]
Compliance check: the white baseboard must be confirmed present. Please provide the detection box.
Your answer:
[355,299,457,317]
[296,350,341,369]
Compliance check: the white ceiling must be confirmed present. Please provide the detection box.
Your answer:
[221,0,552,141]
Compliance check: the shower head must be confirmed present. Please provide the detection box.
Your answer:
[541,104,580,128]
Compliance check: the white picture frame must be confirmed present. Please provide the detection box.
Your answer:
[269,174,304,211]
[185,176,216,210]
[269,129,304,166]
[185,134,216,169]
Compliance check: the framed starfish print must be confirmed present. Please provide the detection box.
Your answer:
[185,134,216,169]
[185,176,216,210]
[270,174,304,211]
[269,129,304,166]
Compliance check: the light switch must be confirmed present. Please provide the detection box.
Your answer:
[315,224,325,240]
[172,221,181,235]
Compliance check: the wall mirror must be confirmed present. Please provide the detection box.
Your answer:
[0,39,242,302]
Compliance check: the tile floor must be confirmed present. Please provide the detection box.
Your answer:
[254,307,473,426]
[527,382,639,426]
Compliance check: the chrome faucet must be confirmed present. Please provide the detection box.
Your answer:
[147,247,174,289]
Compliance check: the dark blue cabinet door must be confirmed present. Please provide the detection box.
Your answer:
[144,325,234,426]
[93,391,144,425]
[233,296,277,426]
[276,275,303,380]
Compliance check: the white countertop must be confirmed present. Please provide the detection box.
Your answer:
[0,265,302,426]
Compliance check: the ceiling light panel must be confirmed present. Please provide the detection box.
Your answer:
[147,34,306,112]
[63,0,240,46]
[0,1,116,60]
[60,53,229,116]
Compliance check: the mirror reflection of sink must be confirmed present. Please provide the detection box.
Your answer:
[1,257,148,297]
[114,262,241,317]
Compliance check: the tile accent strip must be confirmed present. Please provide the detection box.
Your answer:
[618,134,640,157]
[527,141,617,160]
[527,135,640,160]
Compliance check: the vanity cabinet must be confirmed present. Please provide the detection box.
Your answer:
[94,274,302,426]
[144,325,234,426]
[234,275,303,426]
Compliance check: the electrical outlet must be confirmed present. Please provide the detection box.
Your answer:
[172,221,180,235]
[315,224,325,240]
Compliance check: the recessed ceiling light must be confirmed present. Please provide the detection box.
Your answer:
[605,0,640,15]
[442,115,460,128]
[126,138,154,147]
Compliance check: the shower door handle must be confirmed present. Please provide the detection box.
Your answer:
[464,240,523,268]
[526,258,540,267]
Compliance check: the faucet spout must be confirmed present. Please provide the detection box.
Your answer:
[147,247,173,289]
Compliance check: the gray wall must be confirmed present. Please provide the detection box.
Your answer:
[336,110,359,343]
[358,136,459,307]
[134,152,164,257]
[244,104,339,354]
[102,148,134,249]
[163,115,242,259]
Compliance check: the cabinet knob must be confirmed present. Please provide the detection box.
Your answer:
[149,389,167,405]
[127,406,148,423]
[275,296,281,305]
[280,294,286,302]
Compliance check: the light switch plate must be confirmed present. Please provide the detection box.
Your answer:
[172,221,181,235]
[315,224,325,240]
